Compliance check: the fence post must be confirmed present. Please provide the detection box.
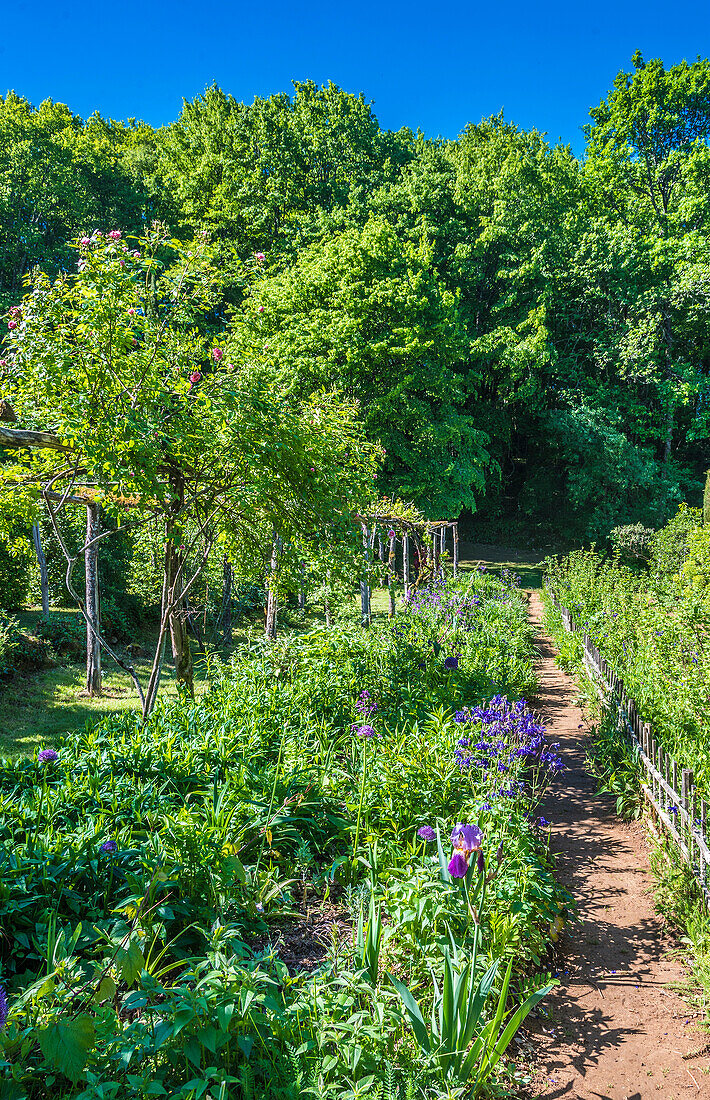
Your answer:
[453,523,459,578]
[682,769,694,860]
[403,534,410,599]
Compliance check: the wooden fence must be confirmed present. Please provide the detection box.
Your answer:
[549,591,710,911]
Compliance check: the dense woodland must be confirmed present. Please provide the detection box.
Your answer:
[2,52,710,549]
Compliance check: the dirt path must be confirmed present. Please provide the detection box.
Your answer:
[527,592,708,1100]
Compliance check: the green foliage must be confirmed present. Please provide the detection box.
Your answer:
[609,523,655,565]
[544,513,710,793]
[0,572,567,1097]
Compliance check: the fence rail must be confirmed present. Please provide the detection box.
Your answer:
[549,591,710,911]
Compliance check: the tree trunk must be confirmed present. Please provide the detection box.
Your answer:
[167,535,194,695]
[222,556,233,644]
[32,522,50,618]
[663,400,674,463]
[85,503,102,696]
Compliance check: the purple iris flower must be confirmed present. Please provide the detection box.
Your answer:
[0,985,7,1031]
[100,839,118,853]
[448,851,469,878]
[451,822,483,852]
[38,748,58,764]
[417,826,437,842]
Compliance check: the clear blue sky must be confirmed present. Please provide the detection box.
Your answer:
[3,0,709,152]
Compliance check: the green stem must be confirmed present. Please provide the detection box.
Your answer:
[352,738,368,862]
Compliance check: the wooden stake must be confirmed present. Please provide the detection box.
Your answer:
[453,523,459,578]
[388,533,396,618]
[265,532,280,640]
[403,533,410,599]
[360,522,371,626]
[32,522,50,618]
[85,503,102,696]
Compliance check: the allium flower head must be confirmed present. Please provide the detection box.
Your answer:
[444,655,459,670]
[0,985,8,1031]
[355,724,376,739]
[38,748,58,764]
[100,839,118,853]
[417,825,437,842]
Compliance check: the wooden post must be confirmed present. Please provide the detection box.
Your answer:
[298,562,306,611]
[222,556,232,644]
[388,532,396,618]
[85,503,102,696]
[439,526,446,579]
[32,522,50,618]
[360,523,371,627]
[403,533,410,600]
[453,523,459,578]
[433,528,440,579]
[265,532,280,640]
[682,770,694,855]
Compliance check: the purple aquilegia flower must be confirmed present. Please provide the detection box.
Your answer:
[100,840,118,853]
[0,985,8,1031]
[444,655,459,670]
[417,826,437,842]
[38,748,58,764]
[355,725,376,739]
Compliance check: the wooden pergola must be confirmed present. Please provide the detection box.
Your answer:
[356,515,459,624]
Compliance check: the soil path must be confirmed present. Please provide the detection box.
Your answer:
[527,591,707,1100]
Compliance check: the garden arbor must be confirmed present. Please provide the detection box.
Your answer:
[357,515,459,624]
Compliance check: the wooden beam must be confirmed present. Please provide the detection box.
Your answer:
[0,423,70,452]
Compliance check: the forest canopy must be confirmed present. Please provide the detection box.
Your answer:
[2,56,710,544]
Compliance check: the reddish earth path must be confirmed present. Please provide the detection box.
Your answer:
[527,592,708,1100]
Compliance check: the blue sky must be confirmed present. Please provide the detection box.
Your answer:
[3,0,710,152]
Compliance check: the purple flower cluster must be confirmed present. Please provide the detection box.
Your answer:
[38,748,58,765]
[355,725,376,739]
[406,580,481,631]
[100,839,118,853]
[453,695,563,782]
[417,825,437,841]
[0,985,7,1031]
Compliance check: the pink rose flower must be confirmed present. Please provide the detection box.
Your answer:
[212,348,224,361]
[255,252,265,262]
[127,308,136,316]
[108,230,122,240]
[189,371,202,384]
[7,321,16,330]
[80,237,91,247]
[258,305,264,313]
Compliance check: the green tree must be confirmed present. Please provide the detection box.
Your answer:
[0,226,380,714]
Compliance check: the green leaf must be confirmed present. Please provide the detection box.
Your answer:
[38,1015,95,1082]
